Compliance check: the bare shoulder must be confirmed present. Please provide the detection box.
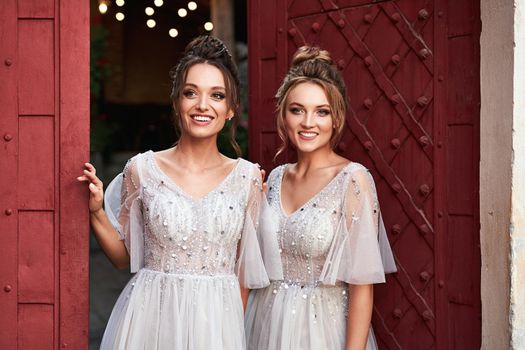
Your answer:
[153,148,175,164]
[331,154,352,172]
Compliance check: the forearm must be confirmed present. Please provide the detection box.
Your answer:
[345,284,373,350]
[90,209,130,269]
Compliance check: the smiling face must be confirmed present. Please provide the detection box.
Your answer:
[177,63,233,140]
[284,82,334,154]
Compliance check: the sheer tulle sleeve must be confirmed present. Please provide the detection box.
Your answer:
[257,194,284,281]
[319,167,396,285]
[104,155,145,273]
[235,164,272,289]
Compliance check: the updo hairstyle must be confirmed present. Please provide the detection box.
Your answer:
[170,36,242,156]
[275,46,348,158]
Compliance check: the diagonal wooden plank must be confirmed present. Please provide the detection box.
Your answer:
[327,10,434,162]
[357,69,434,166]
[393,260,436,336]
[380,2,434,75]
[373,307,403,350]
[290,12,331,47]
[319,0,338,11]
[374,258,436,346]
[345,107,435,246]
[286,21,307,48]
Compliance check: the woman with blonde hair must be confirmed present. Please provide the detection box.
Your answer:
[245,46,396,350]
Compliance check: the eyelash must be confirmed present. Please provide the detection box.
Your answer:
[289,107,331,116]
[317,109,330,116]
[182,89,196,98]
[211,92,225,100]
[182,90,225,101]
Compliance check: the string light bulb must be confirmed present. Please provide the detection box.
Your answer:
[169,28,179,38]
[188,2,197,10]
[154,0,164,6]
[145,7,154,16]
[116,0,125,6]
[147,19,156,28]
[116,12,125,21]
[98,2,108,14]
[204,22,213,31]
[178,8,188,17]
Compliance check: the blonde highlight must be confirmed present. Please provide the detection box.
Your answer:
[274,46,348,160]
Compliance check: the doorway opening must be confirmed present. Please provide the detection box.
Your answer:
[88,0,247,347]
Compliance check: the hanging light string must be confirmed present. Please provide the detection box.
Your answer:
[97,1,213,37]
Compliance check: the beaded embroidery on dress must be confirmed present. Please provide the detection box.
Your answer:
[245,162,396,350]
[101,151,269,350]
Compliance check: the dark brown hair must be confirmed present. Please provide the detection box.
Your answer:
[275,46,348,158]
[170,36,241,156]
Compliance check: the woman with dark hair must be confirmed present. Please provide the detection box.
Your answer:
[245,46,396,350]
[78,36,269,349]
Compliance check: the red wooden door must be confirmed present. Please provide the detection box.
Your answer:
[0,0,90,348]
[248,0,481,348]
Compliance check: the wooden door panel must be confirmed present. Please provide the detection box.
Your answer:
[58,0,91,347]
[18,304,54,350]
[19,116,55,209]
[0,0,89,348]
[18,211,54,303]
[18,19,55,115]
[18,0,54,18]
[0,0,18,348]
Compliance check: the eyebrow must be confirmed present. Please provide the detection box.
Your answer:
[288,102,331,108]
[183,83,226,90]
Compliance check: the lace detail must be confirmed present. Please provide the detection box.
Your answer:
[138,152,256,275]
[265,162,395,286]
[105,150,266,279]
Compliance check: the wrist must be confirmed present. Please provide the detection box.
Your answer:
[90,207,104,216]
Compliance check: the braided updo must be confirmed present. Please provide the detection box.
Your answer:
[170,36,241,156]
[275,46,348,158]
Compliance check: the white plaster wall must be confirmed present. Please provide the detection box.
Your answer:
[480,0,513,349]
[511,2,525,348]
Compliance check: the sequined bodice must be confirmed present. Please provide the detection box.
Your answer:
[266,164,362,285]
[134,152,260,275]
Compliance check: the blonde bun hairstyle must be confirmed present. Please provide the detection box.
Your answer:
[275,46,348,158]
[275,46,348,159]
[290,46,333,66]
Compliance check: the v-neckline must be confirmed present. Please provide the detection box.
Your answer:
[277,162,352,218]
[148,150,242,201]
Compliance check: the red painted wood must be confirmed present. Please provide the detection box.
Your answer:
[248,0,481,348]
[18,0,54,18]
[0,0,18,348]
[58,0,90,348]
[432,2,448,347]
[0,0,89,348]
[443,1,481,348]
[19,116,55,209]
[18,211,54,303]
[18,304,54,350]
[18,19,55,115]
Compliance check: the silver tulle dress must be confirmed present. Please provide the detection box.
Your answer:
[245,162,397,350]
[100,151,270,350]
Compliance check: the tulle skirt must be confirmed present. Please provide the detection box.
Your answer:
[245,281,377,350]
[100,269,245,350]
